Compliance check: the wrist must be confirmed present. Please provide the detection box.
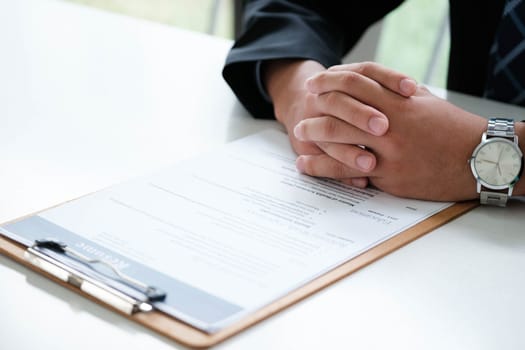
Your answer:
[263,59,325,125]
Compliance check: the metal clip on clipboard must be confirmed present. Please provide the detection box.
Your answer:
[24,239,166,315]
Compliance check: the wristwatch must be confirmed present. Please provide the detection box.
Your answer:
[470,118,523,206]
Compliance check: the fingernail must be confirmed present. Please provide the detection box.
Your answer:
[296,156,306,173]
[294,122,305,140]
[368,116,388,135]
[400,78,417,96]
[356,155,374,171]
[351,178,368,188]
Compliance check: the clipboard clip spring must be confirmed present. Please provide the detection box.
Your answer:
[25,238,166,315]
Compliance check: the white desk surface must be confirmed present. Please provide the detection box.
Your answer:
[1,1,524,349]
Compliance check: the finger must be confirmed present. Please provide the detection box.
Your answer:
[341,177,369,188]
[294,116,373,147]
[280,113,325,156]
[306,70,404,110]
[327,62,417,97]
[316,141,376,173]
[296,153,371,179]
[290,136,324,156]
[311,90,389,136]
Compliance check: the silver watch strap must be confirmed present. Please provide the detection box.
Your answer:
[480,191,508,207]
[486,118,515,138]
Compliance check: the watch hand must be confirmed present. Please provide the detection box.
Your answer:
[478,159,498,165]
[497,146,505,163]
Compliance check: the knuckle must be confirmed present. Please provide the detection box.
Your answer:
[320,117,339,139]
[356,61,376,75]
[329,161,348,179]
[356,61,371,75]
[322,90,339,106]
[312,72,328,86]
[304,92,318,111]
[296,119,310,137]
[340,71,358,86]
[353,62,365,75]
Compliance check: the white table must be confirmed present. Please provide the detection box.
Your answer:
[1,1,524,349]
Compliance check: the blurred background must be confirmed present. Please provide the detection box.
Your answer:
[64,0,450,88]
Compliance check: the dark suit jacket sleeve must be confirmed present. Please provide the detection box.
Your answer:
[222,0,404,119]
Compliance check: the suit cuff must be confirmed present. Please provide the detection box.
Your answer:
[255,61,272,103]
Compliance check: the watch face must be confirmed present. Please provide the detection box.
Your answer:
[471,138,523,189]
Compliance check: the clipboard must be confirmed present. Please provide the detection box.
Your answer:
[0,128,479,348]
[0,200,477,348]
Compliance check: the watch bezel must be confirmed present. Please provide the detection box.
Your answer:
[470,136,524,190]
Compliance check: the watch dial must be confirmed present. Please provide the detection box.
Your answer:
[474,139,522,186]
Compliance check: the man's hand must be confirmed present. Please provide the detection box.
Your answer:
[265,60,416,187]
[295,63,489,201]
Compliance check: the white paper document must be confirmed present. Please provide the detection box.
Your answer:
[1,129,452,332]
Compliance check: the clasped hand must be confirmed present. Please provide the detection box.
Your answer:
[268,61,486,201]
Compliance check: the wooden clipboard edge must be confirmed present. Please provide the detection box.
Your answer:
[0,200,478,348]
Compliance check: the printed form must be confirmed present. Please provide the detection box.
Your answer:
[1,130,451,332]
